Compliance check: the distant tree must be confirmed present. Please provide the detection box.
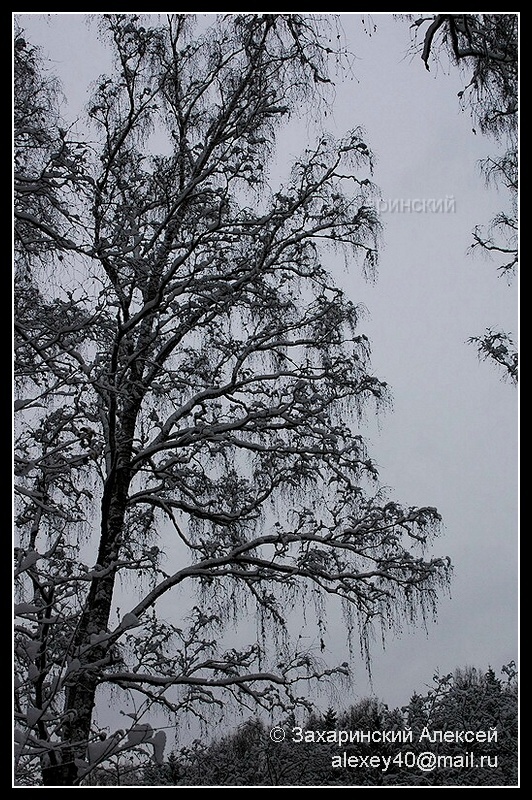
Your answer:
[410,13,518,384]
[379,662,518,786]
[414,664,518,786]
[322,706,338,729]
[173,718,273,785]
[14,13,451,786]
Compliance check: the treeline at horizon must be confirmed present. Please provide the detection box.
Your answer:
[81,663,518,787]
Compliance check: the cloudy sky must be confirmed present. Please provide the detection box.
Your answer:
[15,12,518,718]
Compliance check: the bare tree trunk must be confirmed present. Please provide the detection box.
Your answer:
[51,418,135,784]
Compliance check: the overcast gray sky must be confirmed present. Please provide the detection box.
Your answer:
[15,11,518,721]
[328,13,518,707]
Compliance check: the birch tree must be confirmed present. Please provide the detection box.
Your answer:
[14,14,451,785]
